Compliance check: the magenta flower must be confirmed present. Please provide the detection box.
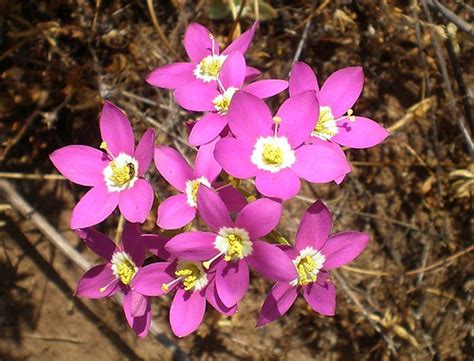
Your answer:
[154,139,246,230]
[257,200,369,326]
[50,102,155,229]
[133,258,236,337]
[147,22,259,91]
[214,91,351,200]
[164,186,296,308]
[289,62,389,148]
[75,223,152,337]
[175,51,288,146]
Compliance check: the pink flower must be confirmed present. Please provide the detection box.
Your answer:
[214,91,351,200]
[133,258,236,338]
[164,186,296,308]
[257,200,369,326]
[147,22,260,91]
[175,51,288,146]
[289,62,389,148]
[154,139,246,230]
[75,223,153,337]
[50,102,155,229]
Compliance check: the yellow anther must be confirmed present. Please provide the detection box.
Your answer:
[347,108,356,122]
[100,141,108,150]
[161,283,170,292]
[262,144,283,166]
[223,233,245,261]
[115,260,136,285]
[313,106,338,139]
[109,161,135,187]
[296,256,318,286]
[99,286,107,293]
[196,56,224,78]
[246,195,256,202]
[202,260,212,269]
[272,116,282,124]
[175,263,203,291]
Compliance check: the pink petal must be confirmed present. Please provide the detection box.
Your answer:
[216,260,249,307]
[121,222,145,266]
[154,145,193,192]
[194,137,222,182]
[123,290,152,338]
[49,145,108,186]
[170,288,207,338]
[156,194,196,230]
[223,21,258,55]
[218,185,247,213]
[142,234,173,261]
[174,83,219,112]
[214,137,257,179]
[196,186,233,233]
[165,231,217,261]
[247,240,298,281]
[255,168,301,201]
[189,112,227,147]
[219,51,245,89]
[319,66,364,118]
[245,66,261,81]
[302,281,336,316]
[295,200,332,251]
[184,23,217,62]
[132,262,175,296]
[118,179,154,223]
[206,277,237,316]
[332,116,389,149]
[227,91,273,144]
[70,185,119,229]
[289,61,319,97]
[243,79,288,98]
[75,228,117,261]
[146,62,196,89]
[76,264,120,299]
[134,129,155,176]
[128,290,148,317]
[99,101,135,157]
[320,231,369,269]
[257,282,297,327]
[235,198,282,239]
[292,144,351,183]
[277,90,319,148]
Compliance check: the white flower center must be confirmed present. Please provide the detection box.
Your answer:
[215,227,253,262]
[111,251,138,285]
[193,54,227,82]
[175,261,209,291]
[251,136,296,173]
[185,177,211,207]
[291,247,325,286]
[213,87,238,114]
[312,106,339,141]
[103,153,139,192]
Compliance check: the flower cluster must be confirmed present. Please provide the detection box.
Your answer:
[50,22,388,338]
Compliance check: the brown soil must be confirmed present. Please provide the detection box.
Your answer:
[0,1,472,360]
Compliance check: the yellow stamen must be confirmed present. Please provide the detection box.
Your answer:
[296,256,318,286]
[109,161,135,187]
[100,141,108,150]
[223,233,245,261]
[262,144,283,166]
[347,108,356,121]
[175,263,204,291]
[314,107,338,139]
[272,116,282,124]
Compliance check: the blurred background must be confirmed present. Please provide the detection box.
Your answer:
[0,0,472,360]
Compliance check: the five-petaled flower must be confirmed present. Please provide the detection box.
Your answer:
[146,22,260,91]
[257,200,369,326]
[289,62,389,149]
[75,223,153,337]
[50,101,155,229]
[214,91,351,200]
[164,186,296,309]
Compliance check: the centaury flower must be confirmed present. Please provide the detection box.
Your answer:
[146,22,259,91]
[175,51,288,146]
[164,186,296,308]
[289,62,389,148]
[214,91,351,200]
[154,139,246,229]
[257,200,369,326]
[50,101,155,229]
[75,223,152,337]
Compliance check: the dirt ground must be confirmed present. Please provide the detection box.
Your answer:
[0,0,473,360]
